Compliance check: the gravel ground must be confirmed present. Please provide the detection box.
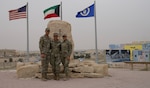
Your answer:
[0,68,150,88]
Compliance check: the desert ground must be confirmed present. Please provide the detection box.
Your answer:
[0,68,150,88]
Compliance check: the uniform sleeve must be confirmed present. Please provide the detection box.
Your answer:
[68,41,72,56]
[58,41,61,53]
[49,39,52,53]
[39,37,44,54]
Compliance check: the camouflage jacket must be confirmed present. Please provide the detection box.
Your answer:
[61,39,72,57]
[50,39,61,56]
[39,35,51,54]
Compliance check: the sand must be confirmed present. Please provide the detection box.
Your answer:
[0,68,150,88]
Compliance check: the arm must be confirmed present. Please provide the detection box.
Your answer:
[39,37,46,58]
[67,41,72,60]
[39,37,44,54]
[49,39,52,53]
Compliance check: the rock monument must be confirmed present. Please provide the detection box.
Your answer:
[47,20,74,59]
[16,20,109,79]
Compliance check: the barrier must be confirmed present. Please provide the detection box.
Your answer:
[0,62,17,69]
[124,61,150,70]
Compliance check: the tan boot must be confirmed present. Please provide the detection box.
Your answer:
[56,74,60,80]
[46,77,51,80]
[54,76,57,80]
[41,78,47,81]
[41,73,47,81]
[63,75,69,81]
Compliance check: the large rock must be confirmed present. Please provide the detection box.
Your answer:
[70,73,84,78]
[72,67,83,73]
[83,73,104,78]
[93,64,108,76]
[17,60,108,78]
[71,61,108,76]
[82,65,94,73]
[83,60,96,66]
[102,64,109,76]
[47,20,74,59]
[16,62,25,70]
[17,64,39,78]
[69,62,77,68]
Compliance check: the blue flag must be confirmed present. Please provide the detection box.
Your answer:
[76,4,94,18]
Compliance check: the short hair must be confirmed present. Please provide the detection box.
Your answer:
[53,33,58,36]
[45,28,50,32]
[62,34,67,37]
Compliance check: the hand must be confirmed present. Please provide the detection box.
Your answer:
[41,54,46,58]
[66,56,70,60]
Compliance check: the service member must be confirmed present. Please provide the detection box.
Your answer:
[50,33,61,80]
[39,28,51,81]
[61,34,72,81]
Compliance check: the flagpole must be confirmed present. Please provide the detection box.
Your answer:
[26,2,29,62]
[94,1,98,63]
[60,1,62,20]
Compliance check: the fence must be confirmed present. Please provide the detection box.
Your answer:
[0,62,17,69]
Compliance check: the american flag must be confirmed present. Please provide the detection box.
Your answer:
[9,5,27,20]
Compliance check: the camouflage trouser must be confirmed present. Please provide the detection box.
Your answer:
[61,56,69,76]
[41,55,50,78]
[50,54,61,75]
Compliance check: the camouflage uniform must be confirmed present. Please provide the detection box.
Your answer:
[50,38,61,80]
[61,39,72,78]
[39,34,51,79]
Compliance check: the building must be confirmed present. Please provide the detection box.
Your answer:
[106,49,130,62]
[143,43,150,50]
[124,44,143,60]
[133,50,150,62]
[0,49,16,57]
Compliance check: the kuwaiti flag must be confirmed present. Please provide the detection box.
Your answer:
[76,4,94,18]
[43,4,60,19]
